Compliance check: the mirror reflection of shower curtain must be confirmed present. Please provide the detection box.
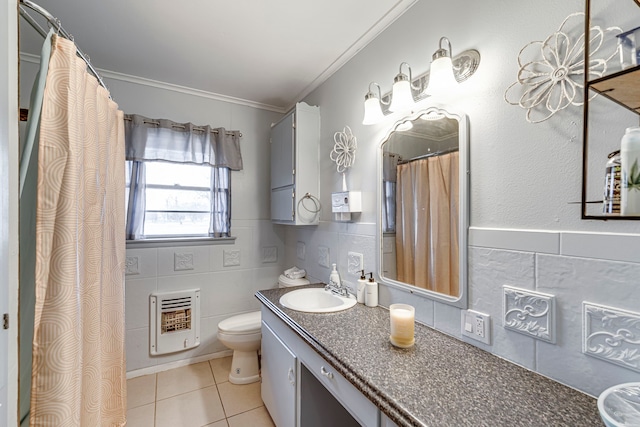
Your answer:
[395,152,459,296]
[29,34,126,426]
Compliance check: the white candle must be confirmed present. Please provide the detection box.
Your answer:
[390,304,415,348]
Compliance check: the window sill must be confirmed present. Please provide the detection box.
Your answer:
[126,236,236,249]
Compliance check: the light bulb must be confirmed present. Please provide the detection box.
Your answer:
[389,77,414,112]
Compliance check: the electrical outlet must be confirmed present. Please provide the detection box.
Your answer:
[461,310,491,345]
[474,317,484,338]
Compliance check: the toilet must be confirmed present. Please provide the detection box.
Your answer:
[217,274,310,384]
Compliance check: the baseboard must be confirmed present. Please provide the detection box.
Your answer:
[126,349,233,379]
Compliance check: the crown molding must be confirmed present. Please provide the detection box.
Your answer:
[20,52,287,114]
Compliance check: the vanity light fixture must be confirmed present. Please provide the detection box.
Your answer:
[361,38,480,125]
[362,82,386,125]
[389,62,420,112]
[425,37,458,95]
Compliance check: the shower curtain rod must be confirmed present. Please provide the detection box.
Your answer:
[398,146,459,164]
[18,0,110,93]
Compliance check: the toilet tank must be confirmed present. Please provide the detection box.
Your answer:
[278,275,310,288]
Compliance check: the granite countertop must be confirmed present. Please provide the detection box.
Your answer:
[256,285,602,427]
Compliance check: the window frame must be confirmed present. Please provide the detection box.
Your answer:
[125,160,234,244]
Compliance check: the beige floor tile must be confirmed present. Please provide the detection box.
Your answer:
[209,356,232,384]
[217,381,263,417]
[156,361,215,401]
[126,402,155,427]
[227,406,274,427]
[204,420,229,427]
[155,386,225,427]
[127,374,156,409]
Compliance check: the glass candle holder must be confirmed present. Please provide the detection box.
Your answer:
[389,303,415,348]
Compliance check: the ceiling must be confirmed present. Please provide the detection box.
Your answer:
[18,0,417,112]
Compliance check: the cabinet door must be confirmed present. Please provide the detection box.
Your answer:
[261,321,297,427]
[271,112,295,190]
[271,187,295,223]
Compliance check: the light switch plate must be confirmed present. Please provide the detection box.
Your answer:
[461,310,491,345]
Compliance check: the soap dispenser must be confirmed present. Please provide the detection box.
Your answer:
[329,263,341,288]
[365,272,378,307]
[357,270,367,304]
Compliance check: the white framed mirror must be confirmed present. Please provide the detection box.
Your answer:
[377,106,469,308]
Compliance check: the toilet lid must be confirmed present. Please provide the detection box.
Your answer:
[218,311,261,334]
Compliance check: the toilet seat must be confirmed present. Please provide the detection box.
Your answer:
[217,311,261,335]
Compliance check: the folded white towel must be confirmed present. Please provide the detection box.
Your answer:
[284,266,306,279]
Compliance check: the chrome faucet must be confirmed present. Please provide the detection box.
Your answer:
[325,280,350,297]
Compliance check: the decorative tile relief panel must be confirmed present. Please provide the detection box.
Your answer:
[125,256,140,275]
[262,246,278,263]
[223,249,241,267]
[503,286,556,343]
[318,246,330,268]
[583,302,640,373]
[174,252,194,271]
[297,241,306,260]
[347,252,363,275]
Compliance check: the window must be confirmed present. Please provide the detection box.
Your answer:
[124,114,243,241]
[382,180,396,233]
[126,161,230,238]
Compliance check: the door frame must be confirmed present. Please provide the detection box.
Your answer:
[1,1,21,426]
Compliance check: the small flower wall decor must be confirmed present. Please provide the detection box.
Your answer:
[331,126,357,173]
[504,12,620,124]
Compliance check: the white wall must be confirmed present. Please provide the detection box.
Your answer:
[108,78,288,374]
[288,0,640,398]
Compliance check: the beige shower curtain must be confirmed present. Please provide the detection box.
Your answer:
[30,34,126,426]
[395,152,459,296]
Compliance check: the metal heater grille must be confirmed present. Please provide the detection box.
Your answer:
[161,296,192,333]
[150,289,200,355]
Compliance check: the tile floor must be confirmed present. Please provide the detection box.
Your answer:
[126,357,275,427]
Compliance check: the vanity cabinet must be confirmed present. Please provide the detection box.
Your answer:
[261,307,380,427]
[270,102,320,225]
[582,0,640,219]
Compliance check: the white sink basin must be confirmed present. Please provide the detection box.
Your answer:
[279,288,357,313]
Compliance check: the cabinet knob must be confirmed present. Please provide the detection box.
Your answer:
[320,366,334,379]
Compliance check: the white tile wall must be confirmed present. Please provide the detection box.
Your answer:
[466,248,537,370]
[287,225,640,397]
[125,220,285,374]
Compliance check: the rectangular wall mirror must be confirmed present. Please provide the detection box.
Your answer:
[377,106,469,308]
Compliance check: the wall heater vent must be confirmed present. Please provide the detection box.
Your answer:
[150,289,200,356]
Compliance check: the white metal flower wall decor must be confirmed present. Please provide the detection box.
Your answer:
[504,12,620,124]
[331,126,357,173]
